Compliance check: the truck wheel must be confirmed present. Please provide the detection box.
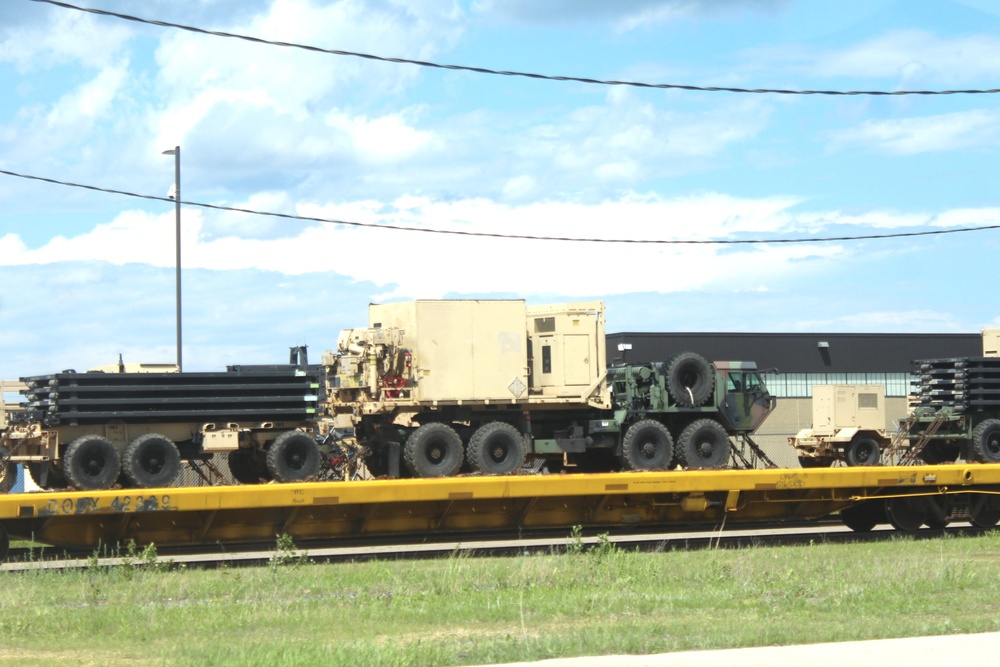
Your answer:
[971,419,1000,463]
[886,497,926,532]
[676,419,730,469]
[266,431,321,482]
[665,352,714,407]
[467,422,526,475]
[0,447,15,493]
[64,435,121,490]
[122,434,182,488]
[621,419,674,471]
[227,448,267,484]
[969,494,1000,529]
[919,441,961,464]
[839,500,883,533]
[404,423,464,478]
[845,436,881,467]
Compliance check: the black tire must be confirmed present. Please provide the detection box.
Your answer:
[886,497,926,532]
[227,448,266,484]
[665,352,714,407]
[676,419,730,469]
[63,435,121,490]
[839,501,884,533]
[404,423,464,478]
[27,462,67,490]
[621,419,674,470]
[122,434,182,488]
[969,495,1000,529]
[971,419,1000,463]
[266,431,321,482]
[798,456,833,469]
[363,444,391,478]
[0,524,8,563]
[919,441,961,465]
[845,436,881,467]
[467,422,526,475]
[0,447,15,493]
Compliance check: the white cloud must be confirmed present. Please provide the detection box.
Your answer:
[0,9,131,70]
[828,109,1000,155]
[0,192,843,301]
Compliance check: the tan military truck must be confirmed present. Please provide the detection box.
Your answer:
[792,384,889,467]
[324,299,775,477]
[984,328,1000,357]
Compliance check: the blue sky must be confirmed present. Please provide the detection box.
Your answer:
[2,0,1000,378]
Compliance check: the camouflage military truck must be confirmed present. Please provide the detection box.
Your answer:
[324,300,776,477]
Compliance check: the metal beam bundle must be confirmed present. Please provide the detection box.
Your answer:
[18,369,322,426]
[910,357,1000,412]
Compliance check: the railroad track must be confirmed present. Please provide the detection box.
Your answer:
[3,520,990,572]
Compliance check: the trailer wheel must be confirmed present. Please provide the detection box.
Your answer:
[621,420,674,471]
[969,494,1000,529]
[122,434,182,488]
[924,496,951,530]
[665,352,714,407]
[676,419,730,469]
[886,497,926,532]
[227,448,267,484]
[839,500,884,533]
[266,431,321,482]
[467,422,526,475]
[845,436,881,467]
[971,419,1000,463]
[404,423,464,478]
[64,435,121,491]
[0,524,8,563]
[27,462,66,490]
[0,447,15,493]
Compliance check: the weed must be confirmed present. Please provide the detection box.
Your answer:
[566,524,584,555]
[269,533,307,569]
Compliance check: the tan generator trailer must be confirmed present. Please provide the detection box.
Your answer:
[792,384,890,467]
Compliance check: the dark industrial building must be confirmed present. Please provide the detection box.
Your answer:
[607,332,982,398]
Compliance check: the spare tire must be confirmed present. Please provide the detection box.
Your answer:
[665,352,714,407]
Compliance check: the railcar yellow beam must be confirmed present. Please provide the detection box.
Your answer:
[1,465,999,555]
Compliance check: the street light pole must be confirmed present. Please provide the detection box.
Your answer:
[162,146,182,371]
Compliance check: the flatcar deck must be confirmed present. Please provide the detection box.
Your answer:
[3,465,1000,560]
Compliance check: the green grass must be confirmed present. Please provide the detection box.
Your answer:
[3,532,1000,666]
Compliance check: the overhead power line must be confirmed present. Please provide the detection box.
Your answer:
[29,0,1000,97]
[3,167,999,245]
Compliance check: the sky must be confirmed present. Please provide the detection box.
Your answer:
[2,0,1000,378]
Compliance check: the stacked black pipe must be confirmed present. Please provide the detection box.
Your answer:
[19,369,322,427]
[912,357,1000,412]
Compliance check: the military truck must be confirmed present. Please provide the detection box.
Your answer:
[791,385,890,467]
[324,300,775,477]
[1,357,324,491]
[0,300,775,491]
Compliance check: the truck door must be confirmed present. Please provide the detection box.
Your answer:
[719,371,774,432]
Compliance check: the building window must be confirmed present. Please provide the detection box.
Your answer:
[761,372,910,398]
